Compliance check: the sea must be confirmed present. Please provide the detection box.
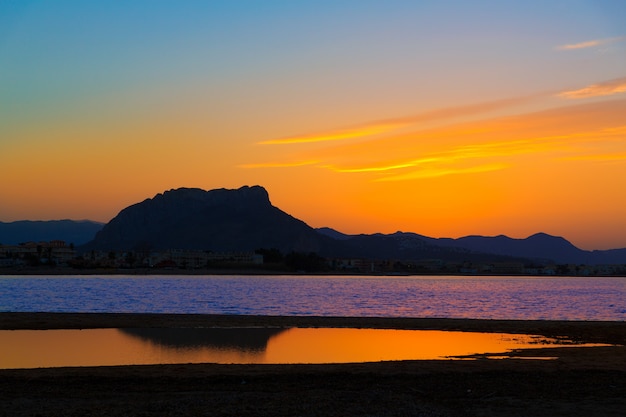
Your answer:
[1,275,625,321]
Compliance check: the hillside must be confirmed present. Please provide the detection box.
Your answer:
[317,228,626,265]
[83,186,341,254]
[0,220,103,246]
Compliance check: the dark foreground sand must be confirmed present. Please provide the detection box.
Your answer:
[1,313,625,417]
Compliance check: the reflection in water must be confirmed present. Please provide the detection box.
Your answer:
[0,328,608,369]
[120,327,286,350]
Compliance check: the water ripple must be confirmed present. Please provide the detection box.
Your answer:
[1,275,625,321]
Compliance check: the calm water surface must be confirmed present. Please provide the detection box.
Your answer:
[1,275,625,321]
[1,327,601,368]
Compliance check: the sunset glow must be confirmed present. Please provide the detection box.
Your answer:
[1,1,625,250]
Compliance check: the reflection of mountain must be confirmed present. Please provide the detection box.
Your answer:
[119,327,287,351]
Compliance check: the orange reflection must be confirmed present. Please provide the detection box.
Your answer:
[0,329,269,369]
[264,329,557,363]
[0,328,608,369]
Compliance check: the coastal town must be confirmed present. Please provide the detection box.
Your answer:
[2,240,625,276]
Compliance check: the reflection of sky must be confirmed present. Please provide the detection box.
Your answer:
[0,327,608,369]
[1,2,626,250]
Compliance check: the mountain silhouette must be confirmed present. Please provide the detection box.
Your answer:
[0,220,103,246]
[434,232,626,264]
[84,186,340,254]
[439,233,583,263]
[82,186,536,264]
[4,186,625,265]
[318,228,626,265]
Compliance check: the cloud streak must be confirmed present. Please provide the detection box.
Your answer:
[558,77,626,99]
[258,122,405,145]
[239,160,318,169]
[556,36,625,50]
[244,99,626,182]
[322,136,575,180]
[375,163,508,182]
[327,162,425,173]
[259,95,539,145]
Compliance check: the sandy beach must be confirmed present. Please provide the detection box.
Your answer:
[1,313,625,416]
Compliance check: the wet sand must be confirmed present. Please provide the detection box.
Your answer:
[1,313,625,416]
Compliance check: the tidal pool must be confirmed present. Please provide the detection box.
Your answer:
[0,327,606,369]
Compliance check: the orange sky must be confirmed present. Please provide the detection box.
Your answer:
[1,2,625,250]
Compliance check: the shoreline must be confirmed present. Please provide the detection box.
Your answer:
[3,266,626,277]
[2,313,625,416]
[1,312,625,343]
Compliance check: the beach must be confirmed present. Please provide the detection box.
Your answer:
[1,313,625,416]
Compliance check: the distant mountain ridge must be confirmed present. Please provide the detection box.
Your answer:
[0,220,103,246]
[3,186,626,265]
[316,228,626,265]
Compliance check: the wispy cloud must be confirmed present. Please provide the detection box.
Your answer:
[258,95,538,146]
[376,163,508,182]
[258,121,406,145]
[323,137,573,180]
[244,99,626,183]
[556,36,625,50]
[327,162,424,173]
[239,160,318,169]
[558,77,626,99]
[324,158,444,173]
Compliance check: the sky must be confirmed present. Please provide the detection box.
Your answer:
[1,0,625,250]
